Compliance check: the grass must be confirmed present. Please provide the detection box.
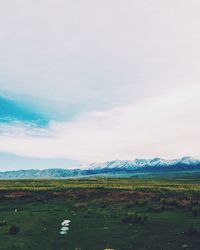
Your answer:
[0,173,200,249]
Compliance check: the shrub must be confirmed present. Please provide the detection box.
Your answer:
[187,204,192,211]
[127,199,148,208]
[160,198,179,207]
[122,213,148,224]
[186,226,198,235]
[8,225,20,235]
[0,220,6,226]
[126,202,136,208]
[190,200,199,206]
[191,208,199,217]
[147,205,165,213]
[138,199,148,206]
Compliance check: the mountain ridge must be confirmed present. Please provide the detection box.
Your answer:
[0,157,200,178]
[87,156,200,170]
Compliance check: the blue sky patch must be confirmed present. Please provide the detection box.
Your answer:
[0,96,49,127]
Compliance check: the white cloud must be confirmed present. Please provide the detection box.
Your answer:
[0,85,199,163]
[0,1,200,165]
[1,0,200,110]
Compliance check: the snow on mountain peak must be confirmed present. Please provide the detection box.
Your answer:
[87,157,200,170]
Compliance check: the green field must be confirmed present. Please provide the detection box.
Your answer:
[0,173,200,250]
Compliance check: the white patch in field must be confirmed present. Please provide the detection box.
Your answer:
[61,226,69,231]
[60,231,67,235]
[61,220,71,226]
[60,219,71,235]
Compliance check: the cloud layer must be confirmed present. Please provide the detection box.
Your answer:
[0,1,200,168]
[0,85,199,163]
[1,0,200,110]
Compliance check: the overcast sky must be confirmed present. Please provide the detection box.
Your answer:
[0,0,200,170]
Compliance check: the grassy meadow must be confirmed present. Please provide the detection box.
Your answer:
[0,173,200,250]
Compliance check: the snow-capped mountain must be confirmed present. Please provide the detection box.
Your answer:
[87,157,200,171]
[0,157,200,179]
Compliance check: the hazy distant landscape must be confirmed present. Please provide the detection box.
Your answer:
[0,157,200,179]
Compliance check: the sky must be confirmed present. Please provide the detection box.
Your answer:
[0,0,200,170]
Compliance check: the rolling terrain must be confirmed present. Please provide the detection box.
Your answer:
[0,173,200,249]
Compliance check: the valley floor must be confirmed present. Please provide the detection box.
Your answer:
[0,174,200,250]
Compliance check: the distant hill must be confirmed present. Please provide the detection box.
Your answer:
[0,168,82,179]
[0,157,200,179]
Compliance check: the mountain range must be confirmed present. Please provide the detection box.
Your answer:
[0,157,200,178]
